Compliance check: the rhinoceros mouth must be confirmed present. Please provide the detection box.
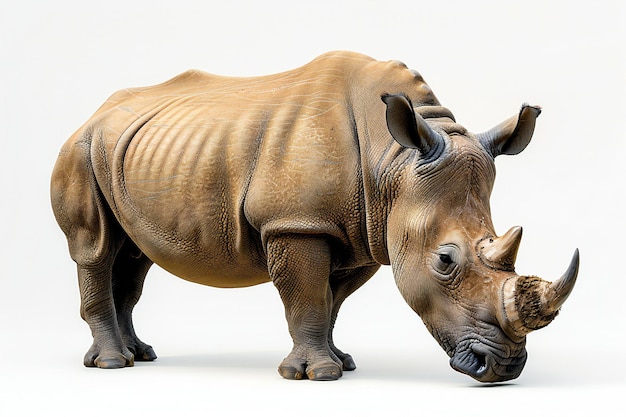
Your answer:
[449,340,527,383]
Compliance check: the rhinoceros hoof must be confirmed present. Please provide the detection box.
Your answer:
[278,359,343,381]
[84,344,134,369]
[127,342,157,362]
[94,355,134,369]
[278,363,306,380]
[339,354,357,371]
[306,362,343,381]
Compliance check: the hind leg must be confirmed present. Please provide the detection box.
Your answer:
[112,239,157,362]
[51,136,132,368]
[80,262,134,368]
[72,217,133,368]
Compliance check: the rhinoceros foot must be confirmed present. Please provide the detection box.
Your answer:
[339,355,357,372]
[277,363,305,380]
[278,349,343,381]
[278,361,343,381]
[305,362,343,381]
[124,338,157,362]
[330,347,357,371]
[84,342,134,369]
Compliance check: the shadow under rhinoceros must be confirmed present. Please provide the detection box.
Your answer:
[145,351,280,370]
[147,349,474,384]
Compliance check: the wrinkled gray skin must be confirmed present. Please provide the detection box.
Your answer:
[51,51,578,382]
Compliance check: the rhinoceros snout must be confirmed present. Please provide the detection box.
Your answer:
[450,341,527,383]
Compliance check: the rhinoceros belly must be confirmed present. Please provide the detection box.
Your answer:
[108,111,271,288]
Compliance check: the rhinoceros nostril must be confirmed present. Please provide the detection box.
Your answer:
[477,354,487,371]
[472,348,488,375]
[450,345,488,378]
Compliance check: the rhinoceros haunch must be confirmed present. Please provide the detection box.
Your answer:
[51,51,579,383]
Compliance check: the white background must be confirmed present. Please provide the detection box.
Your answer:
[1,1,624,416]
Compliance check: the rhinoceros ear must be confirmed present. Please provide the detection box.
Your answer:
[382,94,444,156]
[477,104,542,157]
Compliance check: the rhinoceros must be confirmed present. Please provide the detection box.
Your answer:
[51,51,578,383]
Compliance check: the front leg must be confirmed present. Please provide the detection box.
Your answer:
[328,265,380,371]
[266,235,341,381]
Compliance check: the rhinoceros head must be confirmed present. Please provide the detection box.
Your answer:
[381,94,579,382]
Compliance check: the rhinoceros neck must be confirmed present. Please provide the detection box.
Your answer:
[353,104,457,266]
[352,110,406,266]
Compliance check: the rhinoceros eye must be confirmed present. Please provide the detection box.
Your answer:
[433,246,458,278]
[439,253,452,264]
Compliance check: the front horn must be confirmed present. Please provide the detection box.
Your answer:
[500,249,580,338]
